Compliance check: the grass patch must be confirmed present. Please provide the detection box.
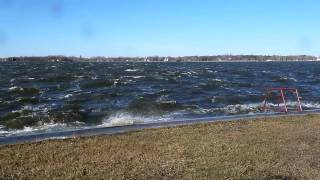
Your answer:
[1,114,320,179]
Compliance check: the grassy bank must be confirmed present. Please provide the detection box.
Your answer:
[1,114,320,179]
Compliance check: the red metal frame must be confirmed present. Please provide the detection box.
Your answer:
[262,88,302,113]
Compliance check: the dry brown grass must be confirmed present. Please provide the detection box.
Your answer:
[1,114,320,179]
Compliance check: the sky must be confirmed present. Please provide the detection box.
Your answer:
[0,0,319,57]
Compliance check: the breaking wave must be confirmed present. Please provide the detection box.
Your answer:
[0,122,71,137]
[99,112,155,127]
[1,61,320,136]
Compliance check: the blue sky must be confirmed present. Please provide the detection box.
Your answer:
[0,0,319,57]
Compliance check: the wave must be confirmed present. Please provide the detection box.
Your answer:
[80,79,115,89]
[126,97,184,116]
[124,69,139,72]
[200,79,225,90]
[202,103,263,115]
[98,112,170,127]
[262,101,320,110]
[99,113,146,127]
[203,101,320,115]
[2,100,320,137]
[0,122,71,137]
[87,101,320,128]
[8,87,40,96]
[124,75,145,79]
[2,61,320,137]
[272,76,297,83]
[288,101,320,109]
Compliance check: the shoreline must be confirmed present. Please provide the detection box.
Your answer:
[1,60,320,63]
[1,111,318,145]
[1,55,319,63]
[1,114,320,179]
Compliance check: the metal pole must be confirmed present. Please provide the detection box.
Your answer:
[262,89,269,112]
[280,89,288,113]
[295,89,303,112]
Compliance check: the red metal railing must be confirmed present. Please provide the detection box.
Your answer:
[262,88,302,113]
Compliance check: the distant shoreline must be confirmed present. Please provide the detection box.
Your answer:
[0,55,319,62]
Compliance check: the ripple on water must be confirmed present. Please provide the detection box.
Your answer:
[1,61,320,136]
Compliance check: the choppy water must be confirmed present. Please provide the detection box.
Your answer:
[1,61,320,136]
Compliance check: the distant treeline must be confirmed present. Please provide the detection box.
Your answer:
[0,55,318,62]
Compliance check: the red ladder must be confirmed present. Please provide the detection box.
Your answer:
[262,88,302,113]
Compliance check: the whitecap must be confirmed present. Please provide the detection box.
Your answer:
[0,122,71,137]
[263,101,320,110]
[64,94,73,99]
[212,78,223,82]
[288,77,298,82]
[98,112,170,127]
[8,86,21,91]
[125,69,139,72]
[132,76,145,79]
[222,104,262,114]
[300,102,320,109]
[99,113,146,127]
[124,75,145,79]
[205,103,263,115]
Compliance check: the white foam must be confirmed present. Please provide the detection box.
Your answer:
[8,86,21,91]
[113,79,121,85]
[131,76,145,79]
[0,122,73,137]
[99,113,148,127]
[98,112,173,127]
[212,78,223,82]
[263,101,320,109]
[277,77,297,82]
[64,94,73,99]
[124,75,145,79]
[201,103,263,115]
[2,101,320,137]
[301,102,320,108]
[288,77,298,82]
[221,103,262,114]
[125,69,139,72]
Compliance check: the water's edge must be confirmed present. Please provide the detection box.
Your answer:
[1,110,319,145]
[2,61,320,136]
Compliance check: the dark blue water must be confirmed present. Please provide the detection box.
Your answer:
[1,61,320,136]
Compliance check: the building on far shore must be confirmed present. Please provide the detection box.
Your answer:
[317,56,320,61]
[144,57,150,62]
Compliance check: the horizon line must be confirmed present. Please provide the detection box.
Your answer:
[1,54,319,59]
